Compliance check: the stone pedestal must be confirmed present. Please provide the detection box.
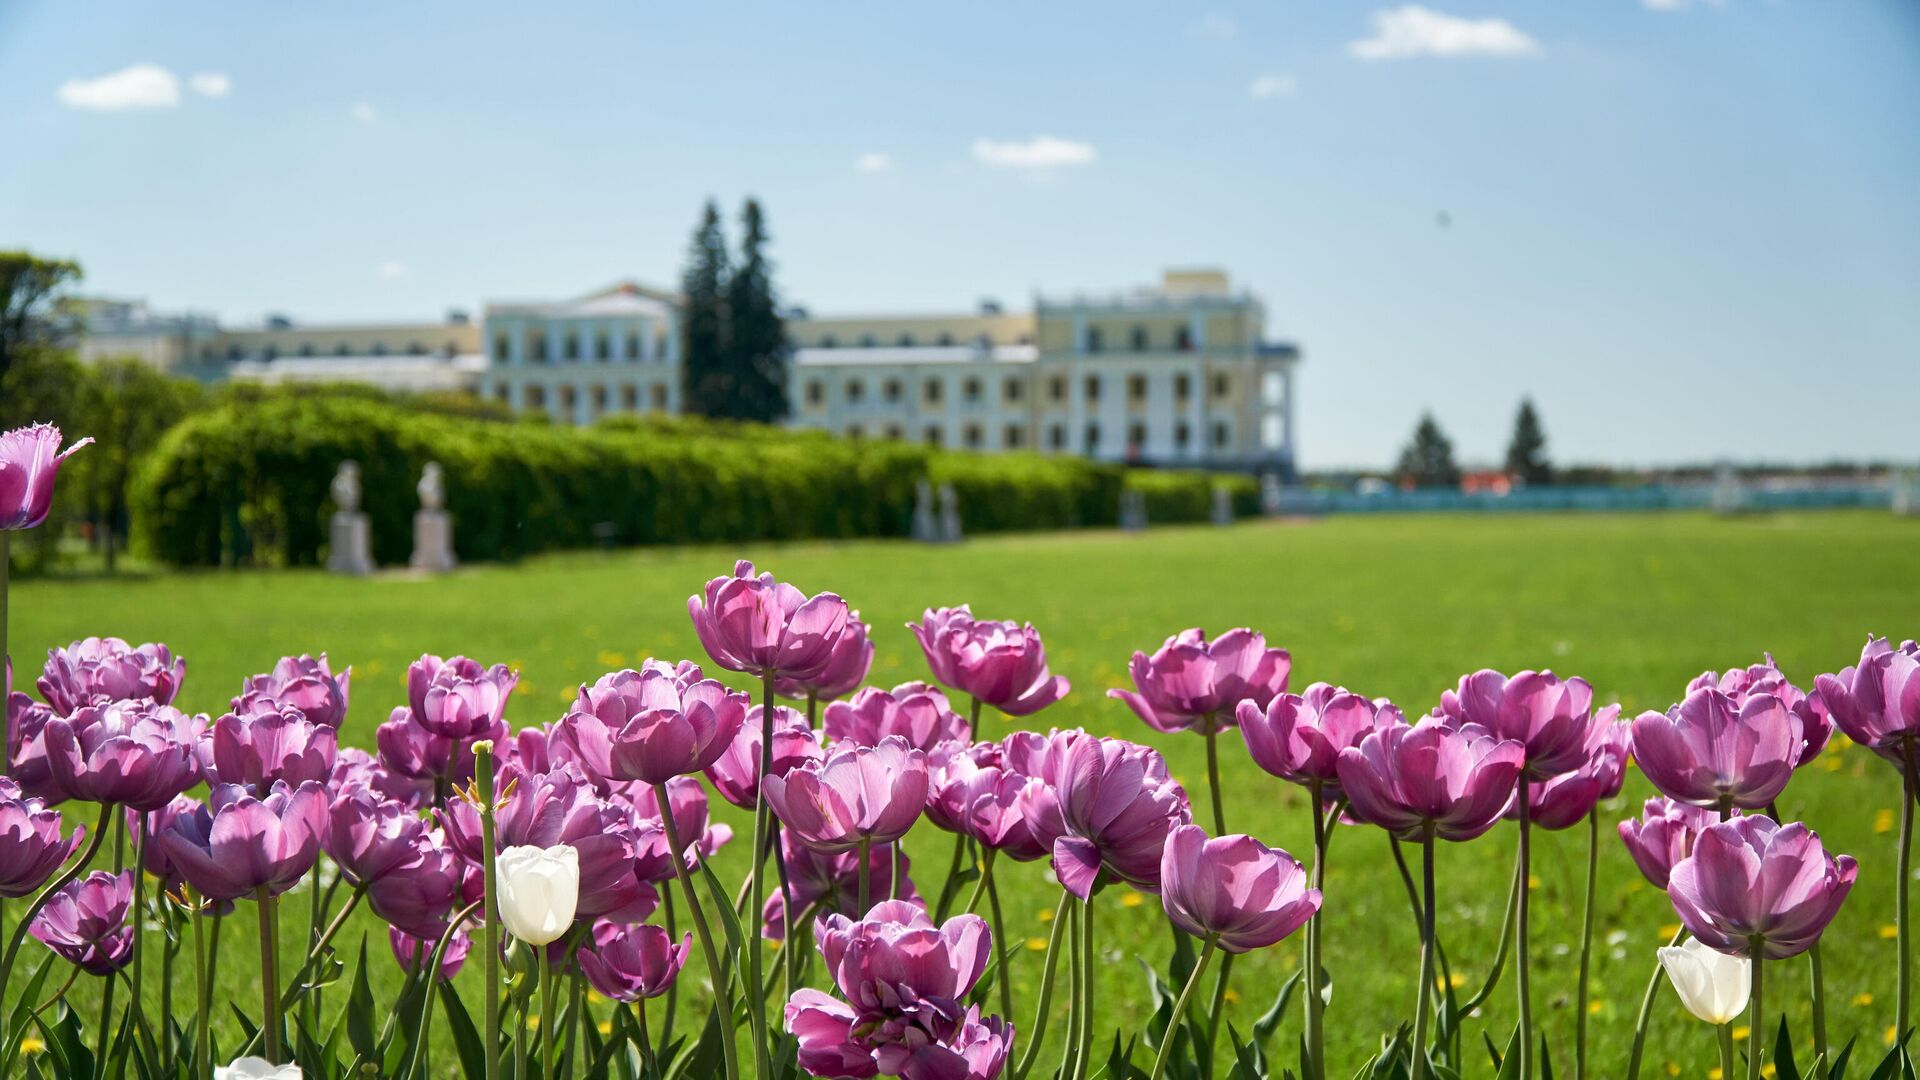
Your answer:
[937,483,964,543]
[1119,489,1148,532]
[1211,484,1234,526]
[911,480,941,543]
[410,509,457,572]
[326,512,374,576]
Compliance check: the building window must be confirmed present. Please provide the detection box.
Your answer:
[924,379,944,404]
[440,342,456,359]
[1085,375,1101,401]
[883,379,903,403]
[494,382,509,401]
[806,380,825,406]
[1174,373,1192,401]
[493,335,511,362]
[845,379,865,404]
[406,342,427,356]
[820,334,839,348]
[1131,326,1148,352]
[559,385,577,409]
[897,333,916,347]
[1127,374,1147,403]
[333,343,350,357]
[655,333,669,359]
[859,334,878,347]
[263,345,278,361]
[884,425,903,441]
[626,332,641,359]
[1004,378,1024,403]
[936,332,954,346]
[1005,424,1026,448]
[847,424,864,439]
[650,384,667,409]
[1175,325,1194,351]
[621,384,639,409]
[370,342,387,356]
[595,335,611,361]
[963,378,982,403]
[1048,424,1066,450]
[564,334,580,361]
[526,385,547,407]
[1085,424,1100,453]
[964,424,982,448]
[1213,422,1230,448]
[531,335,548,363]
[924,425,943,447]
[591,385,608,410]
[298,343,315,357]
[1128,422,1147,450]
[1048,376,1066,403]
[1086,327,1103,354]
[1212,373,1232,399]
[1175,421,1191,449]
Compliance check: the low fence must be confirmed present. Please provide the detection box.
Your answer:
[1271,482,1899,516]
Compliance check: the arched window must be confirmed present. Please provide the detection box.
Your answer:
[1175,325,1194,352]
[896,333,915,347]
[1085,327,1103,354]
[1130,325,1148,352]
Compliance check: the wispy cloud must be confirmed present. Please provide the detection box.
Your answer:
[854,151,894,174]
[1349,6,1541,61]
[972,135,1096,170]
[1187,13,1238,40]
[376,260,408,280]
[187,72,231,98]
[351,101,378,124]
[1248,73,1298,100]
[57,63,181,111]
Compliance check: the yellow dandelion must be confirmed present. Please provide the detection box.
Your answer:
[364,659,385,676]
[1733,1026,1749,1041]
[1223,989,1241,1004]
[1762,1064,1777,1079]
[1659,923,1681,939]
[558,686,576,704]
[1823,755,1843,773]
[1528,874,1541,891]
[1710,1067,1724,1080]
[1026,937,1049,952]
[1629,880,1645,893]
[598,1021,614,1035]
[1877,809,1896,835]
[1449,973,1466,989]
[1039,910,1053,923]
[1855,992,1875,1006]
[20,1037,44,1055]
[1588,1000,1604,1015]
[1121,892,1144,908]
[1665,1064,1680,1077]
[1888,1025,1900,1046]
[521,682,538,699]
[528,1015,541,1031]
[1882,925,1901,940]
[597,650,627,669]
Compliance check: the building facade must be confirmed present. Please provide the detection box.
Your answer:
[76,268,1298,475]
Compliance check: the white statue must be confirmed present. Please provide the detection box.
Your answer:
[330,460,362,514]
[417,461,445,512]
[411,461,456,573]
[326,460,374,575]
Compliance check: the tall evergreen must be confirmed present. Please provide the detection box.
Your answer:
[1504,398,1552,485]
[1396,412,1462,489]
[680,200,732,418]
[727,198,789,423]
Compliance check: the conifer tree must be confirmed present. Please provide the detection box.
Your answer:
[679,201,732,418]
[727,198,788,423]
[1396,412,1462,489]
[1504,398,1552,485]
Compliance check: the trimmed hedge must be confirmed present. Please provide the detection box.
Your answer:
[130,391,1256,567]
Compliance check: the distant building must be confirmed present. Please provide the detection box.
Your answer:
[74,267,1300,475]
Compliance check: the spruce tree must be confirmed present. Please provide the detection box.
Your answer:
[727,198,789,423]
[679,200,732,418]
[1396,412,1462,489]
[1504,398,1552,485]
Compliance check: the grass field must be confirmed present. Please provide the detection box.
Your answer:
[7,509,1917,1076]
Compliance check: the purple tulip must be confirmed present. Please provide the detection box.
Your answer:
[156,781,327,901]
[824,682,972,753]
[376,706,498,786]
[1631,686,1801,810]
[1021,733,1192,899]
[1618,797,1732,890]
[1335,718,1524,842]
[0,424,92,531]
[560,667,749,787]
[577,921,691,1001]
[207,700,337,792]
[1689,654,1831,768]
[326,788,431,888]
[7,680,59,803]
[1517,708,1628,830]
[705,704,821,810]
[330,746,430,809]
[29,870,131,976]
[441,763,654,922]
[925,744,1047,861]
[1238,683,1404,798]
[405,654,516,740]
[0,776,82,898]
[910,605,1070,718]
[235,653,351,730]
[629,774,732,883]
[1816,637,1920,766]
[763,831,919,936]
[367,830,481,941]
[42,699,203,810]
[128,795,203,896]
[1435,669,1595,780]
[390,924,470,981]
[763,736,929,854]
[1159,824,1321,953]
[37,636,184,717]
[776,611,874,702]
[1111,627,1291,735]
[689,560,852,681]
[1667,816,1857,959]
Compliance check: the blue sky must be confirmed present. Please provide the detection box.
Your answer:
[2,2,1916,469]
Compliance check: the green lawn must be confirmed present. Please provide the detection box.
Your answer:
[6,509,1917,1076]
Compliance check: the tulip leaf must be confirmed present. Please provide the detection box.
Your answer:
[346,937,377,1060]
[664,1006,724,1080]
[1830,1036,1859,1080]
[1867,1042,1912,1080]
[1254,968,1303,1049]
[695,858,747,965]
[1490,1024,1524,1080]
[1773,1015,1804,1080]
[428,979,484,1080]
[1538,1033,1556,1080]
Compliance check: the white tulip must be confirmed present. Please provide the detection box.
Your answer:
[1658,938,1751,1025]
[213,1057,303,1080]
[496,843,580,946]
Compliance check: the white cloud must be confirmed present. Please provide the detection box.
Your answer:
[56,63,181,111]
[188,72,231,98]
[351,101,378,124]
[1348,6,1541,61]
[1248,73,1298,99]
[1187,13,1238,39]
[1643,0,1722,10]
[376,260,408,279]
[971,135,1097,170]
[854,151,894,174]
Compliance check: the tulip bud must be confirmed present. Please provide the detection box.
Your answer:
[1658,938,1750,1024]
[214,1057,303,1079]
[496,844,579,946]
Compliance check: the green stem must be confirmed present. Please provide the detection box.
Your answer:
[159,900,174,1063]
[1205,722,1227,834]
[857,836,872,917]
[1900,746,1916,1042]
[1013,890,1073,1080]
[1575,808,1598,1080]
[541,953,558,1080]
[94,967,116,1079]
[970,695,983,734]
[1411,830,1436,1080]
[513,968,528,1080]
[1809,941,1828,1073]
[1719,1023,1735,1080]
[303,858,323,1034]
[892,838,905,902]
[1626,928,1688,1080]
[1076,897,1096,1080]
[1057,899,1084,1080]
[963,849,996,915]
[1747,948,1764,1080]
[565,942,585,1077]
[985,853,1014,1025]
[637,999,655,1080]
[746,669,776,1080]
[129,816,148,1053]
[1148,936,1221,1080]
[1516,782,1534,1080]
[277,885,365,1011]
[0,530,9,778]
[402,899,482,1080]
[256,887,281,1063]
[477,744,502,1080]
[2,801,111,988]
[1305,779,1328,1080]
[1455,848,1522,1020]
[654,781,739,1080]
[660,888,678,1050]
[934,833,968,922]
